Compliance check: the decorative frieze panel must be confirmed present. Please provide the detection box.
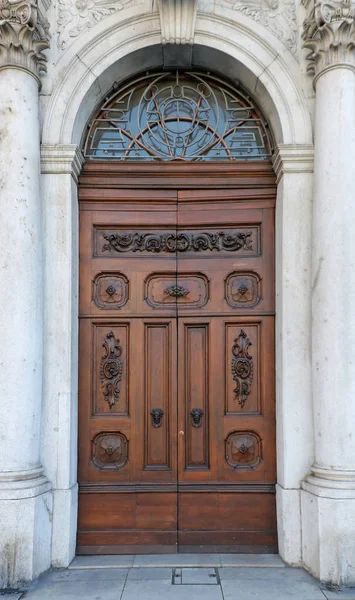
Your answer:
[302,0,355,77]
[93,272,129,310]
[97,229,259,255]
[56,0,138,51]
[0,0,50,77]
[221,0,298,54]
[145,272,209,309]
[92,431,128,470]
[225,431,262,469]
[225,272,262,308]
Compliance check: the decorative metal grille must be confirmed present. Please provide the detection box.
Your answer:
[84,71,272,161]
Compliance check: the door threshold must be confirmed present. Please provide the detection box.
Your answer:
[69,553,285,570]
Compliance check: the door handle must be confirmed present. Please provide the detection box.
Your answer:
[151,408,164,427]
[190,408,204,428]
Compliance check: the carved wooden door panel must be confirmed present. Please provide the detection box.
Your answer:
[77,189,180,553]
[176,189,277,552]
[77,164,276,554]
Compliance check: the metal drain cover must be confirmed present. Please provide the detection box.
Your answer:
[173,568,219,585]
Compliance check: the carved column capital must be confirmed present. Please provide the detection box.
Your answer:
[302,0,355,79]
[0,0,50,81]
[158,0,198,45]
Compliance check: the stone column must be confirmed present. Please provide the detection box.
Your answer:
[0,2,52,588]
[301,0,355,585]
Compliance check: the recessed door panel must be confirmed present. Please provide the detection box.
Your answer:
[78,167,276,555]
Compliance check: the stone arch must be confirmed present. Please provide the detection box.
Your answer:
[42,13,312,147]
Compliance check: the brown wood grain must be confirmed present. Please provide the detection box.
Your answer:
[77,162,276,553]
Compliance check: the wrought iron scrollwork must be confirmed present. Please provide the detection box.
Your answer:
[84,71,272,161]
[231,330,254,409]
[151,408,164,427]
[190,408,204,428]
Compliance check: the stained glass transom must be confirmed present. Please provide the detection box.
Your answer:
[84,71,273,161]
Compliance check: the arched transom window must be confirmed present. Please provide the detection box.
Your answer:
[84,71,273,161]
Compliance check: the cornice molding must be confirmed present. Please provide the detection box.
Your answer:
[41,144,84,183]
[272,144,314,183]
[302,0,355,80]
[158,0,198,45]
[0,0,49,81]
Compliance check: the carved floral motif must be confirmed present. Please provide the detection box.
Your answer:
[100,331,123,408]
[221,0,298,54]
[225,272,261,308]
[102,231,253,254]
[231,329,254,408]
[57,0,136,50]
[93,272,129,309]
[225,431,262,468]
[92,431,128,470]
[302,0,355,76]
[0,0,50,75]
[164,285,190,298]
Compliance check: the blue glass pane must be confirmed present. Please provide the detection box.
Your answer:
[84,72,272,161]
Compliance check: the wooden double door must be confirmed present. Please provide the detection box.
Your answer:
[78,164,276,554]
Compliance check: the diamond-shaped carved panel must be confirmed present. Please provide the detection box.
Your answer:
[225,272,261,308]
[91,432,128,470]
[225,431,262,469]
[93,272,129,309]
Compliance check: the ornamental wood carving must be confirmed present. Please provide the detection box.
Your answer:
[100,331,123,408]
[225,272,262,308]
[231,330,254,408]
[92,272,129,309]
[102,231,253,254]
[92,432,128,470]
[225,431,262,469]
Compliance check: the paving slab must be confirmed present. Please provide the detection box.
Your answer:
[69,555,134,569]
[133,554,221,567]
[127,568,173,581]
[219,554,285,568]
[22,580,125,600]
[180,567,219,585]
[43,568,128,582]
[219,567,319,583]
[121,580,223,600]
[220,571,325,600]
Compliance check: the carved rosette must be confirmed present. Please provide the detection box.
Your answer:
[225,431,262,469]
[92,431,128,470]
[231,330,254,408]
[100,331,123,409]
[302,0,355,77]
[0,0,49,78]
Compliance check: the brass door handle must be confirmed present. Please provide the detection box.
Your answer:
[179,430,185,436]
[190,408,204,428]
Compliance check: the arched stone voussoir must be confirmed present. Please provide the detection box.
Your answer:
[42,13,312,147]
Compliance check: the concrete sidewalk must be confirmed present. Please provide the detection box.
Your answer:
[2,555,355,600]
